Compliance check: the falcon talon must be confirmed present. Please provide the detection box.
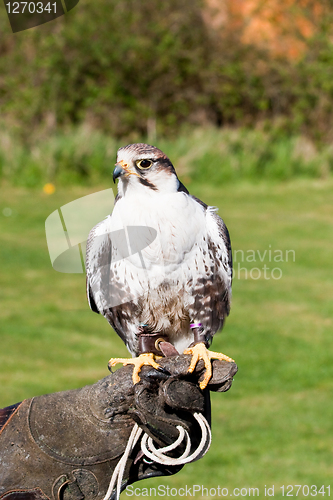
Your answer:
[157,366,171,376]
[184,342,235,390]
[108,353,163,385]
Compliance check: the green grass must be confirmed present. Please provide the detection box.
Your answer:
[0,179,332,498]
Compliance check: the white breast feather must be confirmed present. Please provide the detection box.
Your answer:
[87,189,230,354]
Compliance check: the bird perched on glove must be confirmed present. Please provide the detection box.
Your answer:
[86,143,234,389]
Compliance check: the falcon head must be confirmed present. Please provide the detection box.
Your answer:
[113,143,179,195]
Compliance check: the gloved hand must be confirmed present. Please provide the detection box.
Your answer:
[0,355,237,500]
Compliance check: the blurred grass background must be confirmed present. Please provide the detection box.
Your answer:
[1,0,333,496]
[1,178,332,497]
[1,126,333,188]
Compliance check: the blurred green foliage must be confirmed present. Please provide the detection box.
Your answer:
[1,0,333,142]
[0,126,332,187]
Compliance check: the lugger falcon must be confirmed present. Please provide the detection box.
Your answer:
[86,143,234,389]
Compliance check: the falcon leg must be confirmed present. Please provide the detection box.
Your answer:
[108,353,162,385]
[184,342,234,390]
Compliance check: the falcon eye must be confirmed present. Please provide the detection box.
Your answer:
[136,159,152,170]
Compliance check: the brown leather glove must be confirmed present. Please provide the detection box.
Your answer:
[0,355,237,500]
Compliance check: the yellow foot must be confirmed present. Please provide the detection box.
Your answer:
[108,353,161,385]
[183,342,234,390]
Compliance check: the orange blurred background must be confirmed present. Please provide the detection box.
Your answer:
[204,0,322,58]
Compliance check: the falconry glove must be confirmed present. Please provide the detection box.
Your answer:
[0,355,237,500]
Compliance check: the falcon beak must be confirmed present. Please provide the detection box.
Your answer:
[113,163,127,183]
